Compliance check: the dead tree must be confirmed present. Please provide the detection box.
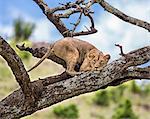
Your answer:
[0,0,150,118]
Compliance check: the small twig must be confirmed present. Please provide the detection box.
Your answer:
[72,12,83,33]
[115,44,125,56]
[84,25,90,31]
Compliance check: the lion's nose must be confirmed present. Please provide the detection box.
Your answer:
[95,66,99,68]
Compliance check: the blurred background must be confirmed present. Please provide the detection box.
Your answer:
[0,0,150,119]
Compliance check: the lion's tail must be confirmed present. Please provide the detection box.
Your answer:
[27,46,53,72]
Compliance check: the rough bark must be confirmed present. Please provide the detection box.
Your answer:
[0,36,150,118]
[0,37,36,104]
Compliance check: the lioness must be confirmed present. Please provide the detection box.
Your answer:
[28,37,110,74]
[80,49,110,71]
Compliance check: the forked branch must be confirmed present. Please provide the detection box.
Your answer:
[0,36,35,105]
[33,0,97,37]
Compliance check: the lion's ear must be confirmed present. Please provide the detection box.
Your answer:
[105,54,111,60]
[88,53,95,60]
[87,49,96,60]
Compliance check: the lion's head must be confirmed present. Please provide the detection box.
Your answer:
[80,49,110,71]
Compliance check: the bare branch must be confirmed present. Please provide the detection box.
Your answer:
[112,66,150,86]
[0,36,35,104]
[95,0,150,32]
[33,0,69,37]
[33,0,97,37]
[72,27,97,36]
[56,10,80,18]
[71,12,83,35]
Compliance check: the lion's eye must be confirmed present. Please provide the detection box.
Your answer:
[93,59,96,63]
[100,60,104,65]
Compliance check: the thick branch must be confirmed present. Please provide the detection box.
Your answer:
[112,67,150,86]
[122,67,150,79]
[95,0,150,31]
[0,37,35,104]
[0,45,150,118]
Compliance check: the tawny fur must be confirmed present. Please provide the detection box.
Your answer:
[80,49,110,71]
[28,37,110,74]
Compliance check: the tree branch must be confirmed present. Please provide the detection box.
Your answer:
[121,66,150,79]
[95,0,150,32]
[1,40,150,118]
[0,36,36,105]
[16,43,67,68]
[33,0,97,37]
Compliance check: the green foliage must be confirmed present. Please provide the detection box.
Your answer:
[112,99,138,119]
[93,90,110,106]
[53,104,79,119]
[14,18,23,40]
[13,18,35,42]
[23,23,35,40]
[144,85,150,96]
[109,84,126,103]
[129,81,141,94]
[141,83,150,96]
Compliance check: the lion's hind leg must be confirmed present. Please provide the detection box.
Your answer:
[65,48,80,75]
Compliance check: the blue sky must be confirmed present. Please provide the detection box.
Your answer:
[0,0,63,24]
[0,0,41,25]
[0,0,150,61]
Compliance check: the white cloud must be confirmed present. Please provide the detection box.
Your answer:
[31,19,53,42]
[0,6,56,42]
[9,6,34,23]
[0,24,13,39]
